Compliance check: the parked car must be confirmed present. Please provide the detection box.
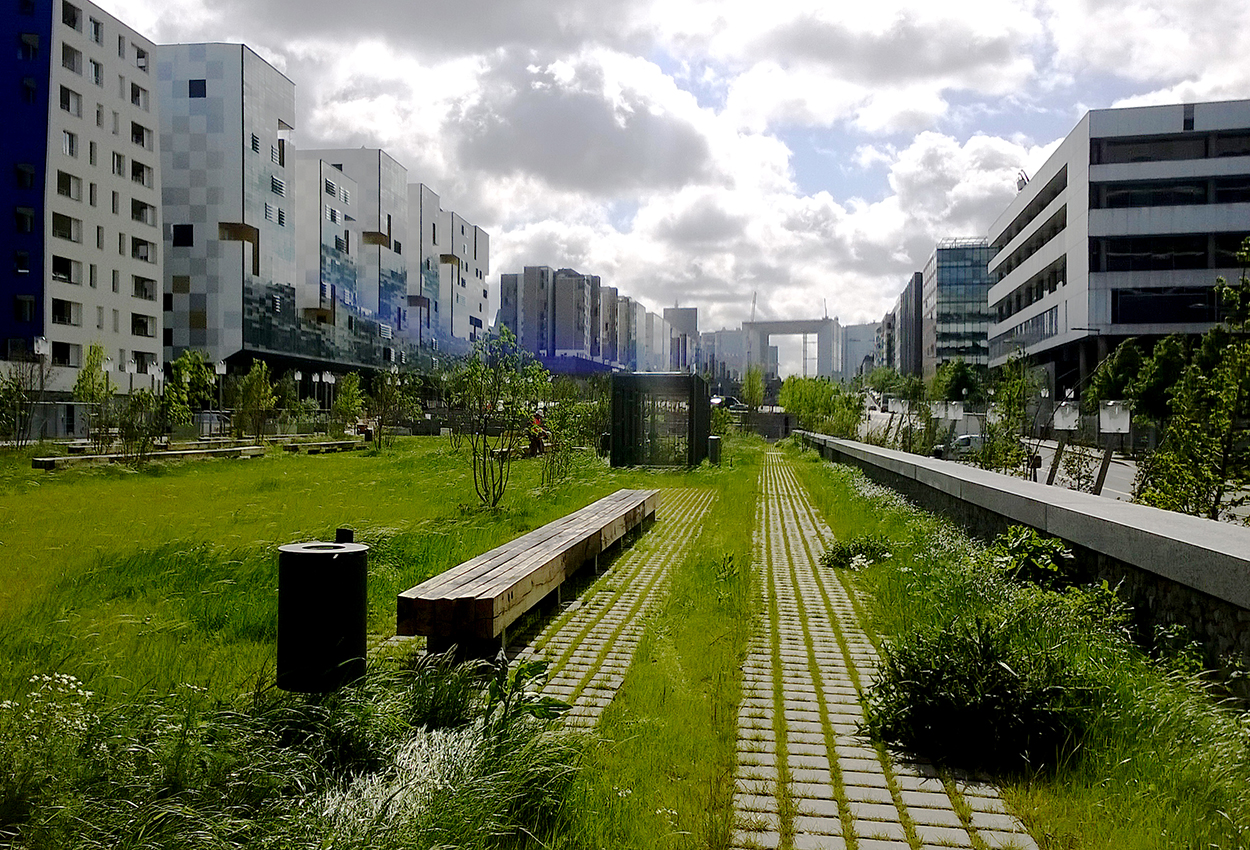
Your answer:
[933,433,983,460]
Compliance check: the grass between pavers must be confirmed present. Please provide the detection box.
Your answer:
[782,438,1250,850]
[549,437,764,850]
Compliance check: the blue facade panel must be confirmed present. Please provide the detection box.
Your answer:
[1,1,53,356]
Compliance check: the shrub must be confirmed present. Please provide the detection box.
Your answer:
[819,533,891,570]
[988,525,1078,589]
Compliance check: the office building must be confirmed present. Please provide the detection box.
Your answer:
[921,237,994,379]
[987,99,1250,395]
[895,272,924,377]
[4,0,162,394]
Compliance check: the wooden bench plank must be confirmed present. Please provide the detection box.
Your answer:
[396,489,659,641]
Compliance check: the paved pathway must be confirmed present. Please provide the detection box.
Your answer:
[518,487,717,728]
[732,452,1037,850]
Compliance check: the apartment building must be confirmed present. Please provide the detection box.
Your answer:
[409,183,489,347]
[293,154,358,324]
[4,0,162,393]
[987,99,1250,394]
[157,42,296,367]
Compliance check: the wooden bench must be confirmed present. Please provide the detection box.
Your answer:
[283,440,367,454]
[397,488,660,654]
[33,445,264,470]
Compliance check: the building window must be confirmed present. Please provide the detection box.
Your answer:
[62,1,82,31]
[60,85,82,117]
[131,237,155,263]
[52,298,81,326]
[56,170,82,200]
[171,224,193,246]
[277,208,285,226]
[188,79,206,98]
[117,34,125,58]
[340,188,350,204]
[325,179,336,196]
[130,160,152,188]
[394,240,402,255]
[15,163,36,189]
[132,276,157,300]
[334,235,347,253]
[62,43,82,74]
[89,17,102,43]
[130,83,148,111]
[51,213,81,243]
[19,33,39,61]
[112,151,125,176]
[264,203,275,222]
[89,59,103,86]
[131,122,152,149]
[270,176,285,196]
[15,207,35,233]
[89,140,96,165]
[134,46,148,72]
[131,313,155,337]
[250,133,260,153]
[14,294,35,322]
[51,342,81,367]
[51,254,80,283]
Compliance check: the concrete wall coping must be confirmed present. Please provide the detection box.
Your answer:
[796,431,1250,611]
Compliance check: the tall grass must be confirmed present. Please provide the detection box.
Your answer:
[784,441,1250,850]
[0,439,688,701]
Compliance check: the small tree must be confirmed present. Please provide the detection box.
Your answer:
[741,365,765,412]
[116,388,162,463]
[331,372,363,437]
[0,355,52,447]
[236,360,275,443]
[452,328,549,507]
[367,369,418,450]
[74,343,116,453]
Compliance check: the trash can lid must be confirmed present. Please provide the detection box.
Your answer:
[278,541,370,555]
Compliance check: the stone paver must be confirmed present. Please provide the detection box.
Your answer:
[516,488,716,728]
[730,452,1037,850]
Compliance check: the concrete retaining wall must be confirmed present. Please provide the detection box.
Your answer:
[795,431,1250,686]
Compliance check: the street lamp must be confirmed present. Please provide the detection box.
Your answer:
[324,372,335,412]
[312,371,321,410]
[214,360,226,411]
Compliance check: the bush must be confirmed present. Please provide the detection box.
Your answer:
[989,525,1078,590]
[819,533,891,570]
[864,602,1097,773]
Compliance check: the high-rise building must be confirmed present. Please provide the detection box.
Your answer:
[876,309,896,372]
[895,272,924,377]
[664,306,698,371]
[921,237,994,379]
[987,99,1250,395]
[293,154,358,325]
[157,42,296,368]
[410,184,489,346]
[4,0,162,395]
[307,148,407,337]
[841,322,880,382]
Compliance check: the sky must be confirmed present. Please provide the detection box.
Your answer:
[104,0,1250,374]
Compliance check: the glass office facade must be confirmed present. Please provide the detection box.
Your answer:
[922,238,994,378]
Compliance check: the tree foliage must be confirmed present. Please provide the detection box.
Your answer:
[1133,239,1250,522]
[236,361,275,443]
[929,359,986,403]
[330,373,363,437]
[73,343,116,453]
[450,328,550,507]
[0,356,50,448]
[741,365,765,412]
[778,376,864,439]
[367,370,421,450]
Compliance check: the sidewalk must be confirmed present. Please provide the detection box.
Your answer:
[731,452,1037,850]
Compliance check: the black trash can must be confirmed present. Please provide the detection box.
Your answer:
[277,540,369,693]
[708,435,722,466]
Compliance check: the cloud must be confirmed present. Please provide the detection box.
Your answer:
[451,50,717,195]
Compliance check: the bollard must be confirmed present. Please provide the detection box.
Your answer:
[277,539,368,693]
[708,435,722,466]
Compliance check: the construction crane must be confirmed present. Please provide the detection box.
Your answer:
[823,298,829,320]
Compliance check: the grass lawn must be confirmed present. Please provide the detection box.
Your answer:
[0,438,703,700]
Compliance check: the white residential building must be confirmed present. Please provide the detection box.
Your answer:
[409,183,489,346]
[4,0,162,396]
[988,99,1250,395]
